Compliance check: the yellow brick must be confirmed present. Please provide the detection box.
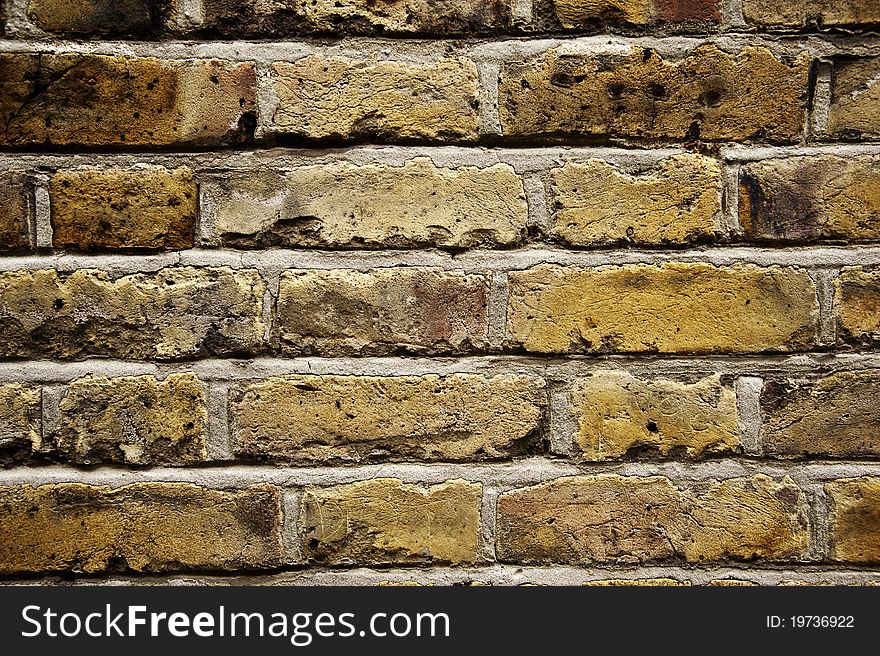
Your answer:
[570,371,740,460]
[272,56,479,142]
[231,374,546,463]
[550,154,721,246]
[300,478,482,565]
[507,263,818,354]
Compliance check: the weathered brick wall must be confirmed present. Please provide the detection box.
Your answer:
[1,0,879,586]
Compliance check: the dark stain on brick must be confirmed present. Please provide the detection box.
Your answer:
[739,163,824,241]
[202,0,510,36]
[759,378,791,414]
[229,486,284,540]
[0,173,31,253]
[655,0,721,22]
[0,54,180,147]
[227,110,257,146]
[27,0,171,36]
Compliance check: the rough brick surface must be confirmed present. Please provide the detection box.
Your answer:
[499,45,809,143]
[497,475,683,564]
[0,483,284,573]
[553,0,651,26]
[0,384,42,466]
[55,374,207,466]
[552,0,720,27]
[550,154,721,246]
[0,54,256,147]
[743,0,880,27]
[826,478,880,562]
[497,475,808,564]
[5,0,880,587]
[204,0,510,35]
[828,57,880,139]
[274,268,488,356]
[50,168,196,251]
[739,155,880,242]
[27,0,172,35]
[0,268,265,360]
[507,263,818,354]
[762,370,880,458]
[676,476,809,562]
[300,478,482,565]
[230,374,546,463]
[570,371,740,460]
[211,158,528,249]
[836,268,880,347]
[271,56,479,142]
[0,172,30,252]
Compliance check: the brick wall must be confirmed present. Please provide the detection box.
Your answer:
[1,0,879,586]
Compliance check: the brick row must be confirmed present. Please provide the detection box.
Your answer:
[1,50,878,150]
[1,151,879,252]
[8,0,878,36]
[7,368,880,465]
[9,264,880,358]
[1,474,879,573]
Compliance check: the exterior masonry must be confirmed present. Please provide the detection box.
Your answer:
[1,0,880,586]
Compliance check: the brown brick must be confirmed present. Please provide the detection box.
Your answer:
[0,54,256,147]
[743,0,880,27]
[762,370,880,458]
[0,483,283,573]
[0,483,282,574]
[230,374,546,463]
[0,384,42,466]
[55,374,207,466]
[739,155,880,242]
[827,478,880,563]
[274,268,488,356]
[653,0,719,21]
[828,57,880,139]
[211,158,528,249]
[550,154,721,246]
[507,263,818,354]
[570,371,740,460]
[496,475,808,564]
[50,168,196,251]
[499,45,809,143]
[27,0,172,35]
[676,475,809,562]
[271,56,479,143]
[0,172,30,252]
[497,475,682,564]
[0,267,265,360]
[204,0,509,35]
[553,0,719,27]
[836,268,880,347]
[300,478,481,565]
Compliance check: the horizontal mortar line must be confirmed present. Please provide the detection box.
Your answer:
[1,246,880,273]
[0,34,878,61]
[1,459,880,488]
[4,565,879,586]
[3,142,880,171]
[0,145,691,172]
[4,353,880,383]
[720,143,880,160]
[0,27,867,45]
